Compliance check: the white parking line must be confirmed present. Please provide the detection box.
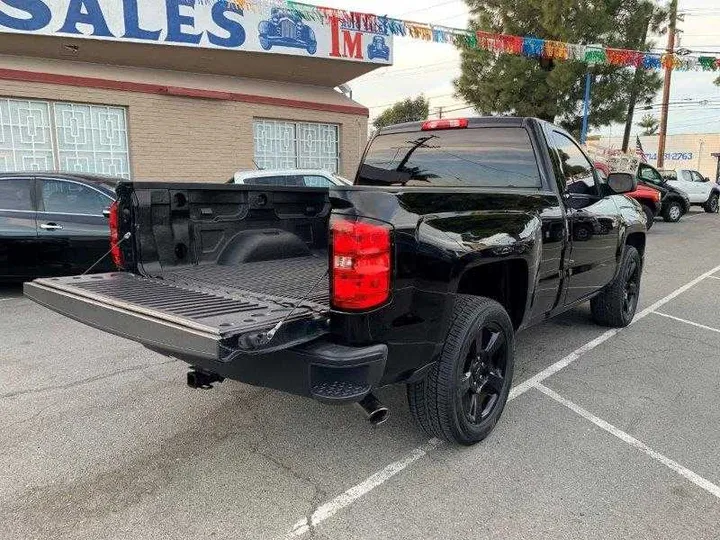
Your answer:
[285,438,442,538]
[283,262,720,538]
[510,262,720,400]
[534,383,720,500]
[707,275,720,281]
[653,311,720,335]
[0,297,21,302]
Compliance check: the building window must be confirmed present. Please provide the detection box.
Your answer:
[0,98,130,178]
[0,99,54,172]
[254,119,339,173]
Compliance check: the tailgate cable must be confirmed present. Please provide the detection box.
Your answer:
[260,268,329,346]
[82,232,132,276]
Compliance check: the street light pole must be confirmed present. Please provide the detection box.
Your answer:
[580,71,592,144]
[657,0,678,169]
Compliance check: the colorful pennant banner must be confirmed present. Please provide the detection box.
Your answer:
[212,0,719,71]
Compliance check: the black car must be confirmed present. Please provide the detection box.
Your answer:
[0,172,119,280]
[636,163,691,222]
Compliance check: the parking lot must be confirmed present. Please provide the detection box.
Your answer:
[2,209,720,540]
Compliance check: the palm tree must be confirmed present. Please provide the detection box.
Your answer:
[638,114,659,136]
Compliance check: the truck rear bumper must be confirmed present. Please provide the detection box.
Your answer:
[195,340,388,404]
[24,278,386,403]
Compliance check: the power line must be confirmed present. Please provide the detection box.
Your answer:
[358,60,456,79]
[394,0,464,18]
[368,93,457,110]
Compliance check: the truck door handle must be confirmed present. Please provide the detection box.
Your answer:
[40,223,63,230]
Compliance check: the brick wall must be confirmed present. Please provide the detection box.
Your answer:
[0,66,368,181]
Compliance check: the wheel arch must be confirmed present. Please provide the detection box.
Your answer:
[625,231,646,258]
[455,259,529,330]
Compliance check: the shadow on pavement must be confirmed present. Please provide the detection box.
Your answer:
[0,282,24,300]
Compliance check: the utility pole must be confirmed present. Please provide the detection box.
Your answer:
[622,7,653,152]
[437,106,443,119]
[657,0,678,169]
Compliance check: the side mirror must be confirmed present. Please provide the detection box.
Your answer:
[704,177,711,183]
[607,172,637,194]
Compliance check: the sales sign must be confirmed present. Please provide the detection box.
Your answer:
[0,0,393,65]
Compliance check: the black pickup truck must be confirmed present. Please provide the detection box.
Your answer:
[25,117,646,445]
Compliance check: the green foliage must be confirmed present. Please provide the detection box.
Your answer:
[372,96,430,130]
[455,0,664,136]
[637,113,659,135]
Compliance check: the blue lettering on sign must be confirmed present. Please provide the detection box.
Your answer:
[166,0,202,44]
[0,0,51,31]
[208,2,245,48]
[646,152,693,161]
[122,0,160,41]
[0,0,251,50]
[59,0,114,37]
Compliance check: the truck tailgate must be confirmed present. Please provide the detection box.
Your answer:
[24,269,329,362]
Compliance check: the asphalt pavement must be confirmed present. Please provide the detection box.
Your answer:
[1,209,719,540]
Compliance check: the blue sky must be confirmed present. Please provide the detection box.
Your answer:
[307,0,720,135]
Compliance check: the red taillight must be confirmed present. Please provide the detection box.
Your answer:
[331,216,392,311]
[108,200,124,269]
[421,118,469,131]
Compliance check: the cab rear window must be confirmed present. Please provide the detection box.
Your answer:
[358,127,542,188]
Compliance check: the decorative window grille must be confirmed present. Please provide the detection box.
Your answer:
[254,119,339,173]
[0,98,130,178]
[0,99,54,172]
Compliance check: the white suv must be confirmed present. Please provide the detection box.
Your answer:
[660,168,719,213]
[231,169,352,187]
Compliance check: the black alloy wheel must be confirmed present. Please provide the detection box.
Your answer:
[590,245,643,328]
[641,205,654,230]
[457,323,508,424]
[622,255,641,320]
[407,295,515,445]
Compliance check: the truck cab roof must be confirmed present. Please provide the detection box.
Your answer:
[377,116,536,135]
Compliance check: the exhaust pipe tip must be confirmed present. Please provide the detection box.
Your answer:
[367,406,389,426]
[356,393,389,426]
[187,370,224,390]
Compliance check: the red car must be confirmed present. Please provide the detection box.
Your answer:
[595,162,661,229]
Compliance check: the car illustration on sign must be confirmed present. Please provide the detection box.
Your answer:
[258,8,317,55]
[367,35,390,61]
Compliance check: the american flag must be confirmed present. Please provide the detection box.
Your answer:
[635,136,648,163]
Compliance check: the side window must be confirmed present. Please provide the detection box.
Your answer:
[0,179,34,211]
[638,165,663,185]
[41,180,109,215]
[303,175,333,188]
[246,176,283,186]
[680,170,693,181]
[551,132,597,195]
[691,171,706,182]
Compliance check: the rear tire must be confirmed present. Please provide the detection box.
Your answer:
[641,205,655,230]
[704,192,719,213]
[663,201,683,222]
[590,246,643,328]
[407,295,515,445]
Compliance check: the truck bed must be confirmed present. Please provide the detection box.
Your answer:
[25,255,329,361]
